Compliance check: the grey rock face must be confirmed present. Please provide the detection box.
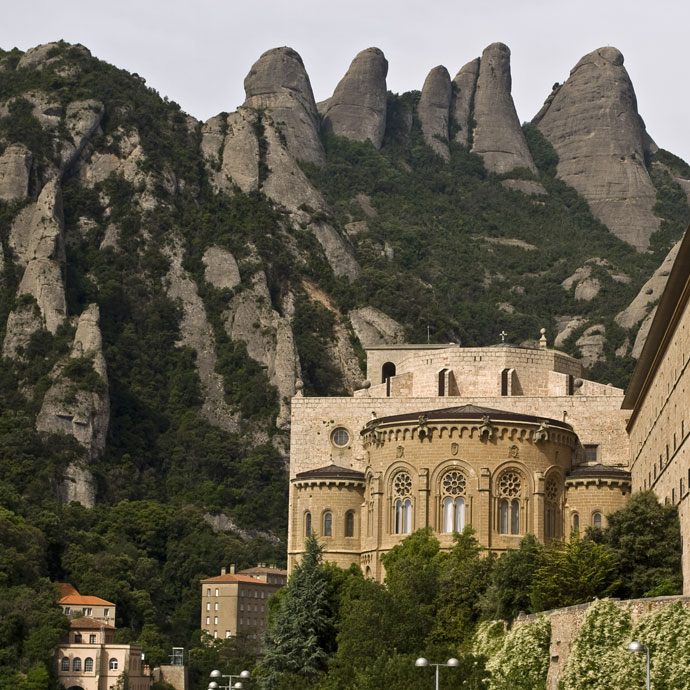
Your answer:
[418,66,452,160]
[0,144,32,201]
[615,238,682,330]
[534,47,659,251]
[3,180,67,359]
[554,316,587,349]
[244,47,324,164]
[576,324,606,366]
[203,246,241,290]
[451,58,479,146]
[349,306,406,347]
[164,239,238,432]
[632,306,657,359]
[59,100,104,174]
[471,43,536,174]
[224,260,301,429]
[319,48,388,149]
[36,304,109,460]
[501,179,546,195]
[201,110,259,194]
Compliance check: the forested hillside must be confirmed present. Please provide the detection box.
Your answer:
[0,40,688,689]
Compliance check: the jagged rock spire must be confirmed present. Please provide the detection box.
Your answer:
[418,66,452,160]
[319,47,388,149]
[533,46,659,251]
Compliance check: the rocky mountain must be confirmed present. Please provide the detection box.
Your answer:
[1,38,688,514]
[1,37,689,680]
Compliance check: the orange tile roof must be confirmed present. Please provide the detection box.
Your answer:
[58,583,80,598]
[59,594,115,606]
[69,616,116,630]
[239,566,287,576]
[200,573,268,584]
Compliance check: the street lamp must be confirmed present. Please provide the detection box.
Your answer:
[626,641,650,690]
[415,657,459,690]
[209,669,252,690]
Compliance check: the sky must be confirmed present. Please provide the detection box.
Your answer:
[2,0,689,162]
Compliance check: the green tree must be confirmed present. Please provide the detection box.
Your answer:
[381,527,445,651]
[429,527,494,646]
[529,532,619,611]
[595,490,682,597]
[481,534,543,622]
[260,536,333,689]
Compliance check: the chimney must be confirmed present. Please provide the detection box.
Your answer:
[230,564,236,574]
[221,567,226,576]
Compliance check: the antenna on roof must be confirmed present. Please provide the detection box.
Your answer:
[427,325,430,344]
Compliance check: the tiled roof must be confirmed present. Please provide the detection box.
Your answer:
[59,594,115,606]
[294,464,365,480]
[69,616,115,630]
[371,404,572,430]
[566,464,631,480]
[58,583,79,598]
[200,573,268,584]
[239,566,288,576]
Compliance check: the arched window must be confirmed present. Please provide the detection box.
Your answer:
[109,658,119,671]
[382,362,396,397]
[61,657,70,671]
[593,512,602,529]
[572,513,580,533]
[441,470,467,533]
[544,477,560,539]
[393,471,413,534]
[345,511,355,537]
[323,511,333,537]
[498,471,522,535]
[305,512,312,537]
[73,658,82,672]
[84,657,94,672]
[382,362,396,383]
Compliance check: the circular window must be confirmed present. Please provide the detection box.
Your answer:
[331,427,350,447]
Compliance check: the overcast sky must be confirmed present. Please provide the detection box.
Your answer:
[3,0,689,163]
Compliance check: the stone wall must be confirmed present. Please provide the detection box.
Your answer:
[627,289,690,592]
[512,595,690,689]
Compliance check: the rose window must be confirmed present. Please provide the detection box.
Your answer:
[442,471,467,496]
[393,472,412,497]
[499,471,522,497]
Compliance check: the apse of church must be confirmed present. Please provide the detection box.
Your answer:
[288,342,631,580]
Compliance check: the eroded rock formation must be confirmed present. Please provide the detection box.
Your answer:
[451,59,480,147]
[471,43,536,174]
[243,47,324,164]
[534,47,660,251]
[319,48,388,149]
[418,66,452,160]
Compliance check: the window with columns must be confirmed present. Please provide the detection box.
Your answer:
[498,470,522,535]
[441,470,467,533]
[392,471,413,534]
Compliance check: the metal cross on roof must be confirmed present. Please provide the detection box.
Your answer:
[500,330,507,342]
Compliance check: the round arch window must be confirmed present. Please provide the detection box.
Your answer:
[331,427,350,447]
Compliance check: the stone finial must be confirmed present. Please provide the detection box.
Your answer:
[539,327,547,349]
[295,379,304,397]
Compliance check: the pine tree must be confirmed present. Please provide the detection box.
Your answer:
[259,536,333,689]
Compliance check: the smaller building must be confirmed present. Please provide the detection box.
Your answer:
[56,617,149,690]
[58,583,116,626]
[200,564,287,649]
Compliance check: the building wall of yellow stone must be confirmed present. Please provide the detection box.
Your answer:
[627,290,690,592]
[564,481,630,532]
[289,344,631,576]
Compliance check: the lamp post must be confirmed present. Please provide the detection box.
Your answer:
[209,669,252,690]
[415,657,459,690]
[626,641,650,690]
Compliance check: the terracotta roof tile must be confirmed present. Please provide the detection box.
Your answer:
[69,616,116,630]
[59,594,115,606]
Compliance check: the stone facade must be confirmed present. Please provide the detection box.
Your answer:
[200,564,287,650]
[288,341,631,577]
[624,227,690,592]
[512,595,690,689]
